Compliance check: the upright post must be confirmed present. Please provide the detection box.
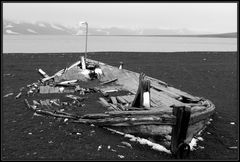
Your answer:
[132,73,150,108]
[170,106,191,158]
[85,22,88,60]
[81,56,86,70]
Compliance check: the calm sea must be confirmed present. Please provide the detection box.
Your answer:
[3,35,237,53]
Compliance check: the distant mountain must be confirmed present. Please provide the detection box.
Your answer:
[3,19,237,38]
[3,19,75,35]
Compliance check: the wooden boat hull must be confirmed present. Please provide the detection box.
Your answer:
[23,56,216,156]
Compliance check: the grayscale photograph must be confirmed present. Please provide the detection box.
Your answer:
[2,2,238,160]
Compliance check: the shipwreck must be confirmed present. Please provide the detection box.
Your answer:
[21,55,215,158]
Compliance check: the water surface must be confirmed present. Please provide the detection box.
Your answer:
[3,35,237,53]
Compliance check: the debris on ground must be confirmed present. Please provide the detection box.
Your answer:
[117,155,125,159]
[228,146,238,150]
[3,93,14,98]
[121,141,132,149]
[15,92,22,99]
[97,145,102,151]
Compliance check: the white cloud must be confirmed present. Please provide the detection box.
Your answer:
[5,24,13,28]
[38,23,46,27]
[50,23,64,31]
[27,28,37,33]
[6,29,19,34]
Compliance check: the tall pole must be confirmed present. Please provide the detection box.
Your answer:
[85,22,88,59]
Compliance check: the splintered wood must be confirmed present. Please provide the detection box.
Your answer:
[88,58,201,110]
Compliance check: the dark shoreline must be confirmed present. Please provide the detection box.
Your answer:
[2,51,238,160]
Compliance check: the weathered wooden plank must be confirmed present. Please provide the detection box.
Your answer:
[150,89,176,107]
[120,95,135,103]
[106,109,173,116]
[116,96,127,104]
[117,104,126,111]
[189,105,215,124]
[185,119,208,144]
[150,83,180,99]
[167,86,201,102]
[35,109,78,119]
[150,101,158,107]
[110,97,118,105]
[119,125,172,136]
[24,99,32,110]
[74,115,175,126]
[150,99,170,110]
[67,60,81,70]
[81,113,111,119]
[110,121,174,126]
[151,89,172,107]
[145,76,168,87]
[126,107,149,111]
[190,105,207,113]
[99,86,122,93]
[99,97,110,107]
[100,78,118,85]
[151,89,185,107]
[39,99,52,106]
[109,103,122,111]
[38,69,50,78]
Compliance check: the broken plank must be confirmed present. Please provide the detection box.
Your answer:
[167,86,201,102]
[38,69,50,78]
[151,84,180,99]
[35,109,78,119]
[189,106,215,124]
[116,96,127,104]
[109,103,122,111]
[110,97,118,105]
[151,89,185,107]
[120,95,135,103]
[106,109,173,116]
[100,78,118,85]
[73,115,175,126]
[99,97,110,107]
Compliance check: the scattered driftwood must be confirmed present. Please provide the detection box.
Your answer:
[56,80,78,86]
[38,69,50,78]
[100,78,118,85]
[105,127,171,154]
[35,109,78,119]
[4,93,14,98]
[15,92,22,99]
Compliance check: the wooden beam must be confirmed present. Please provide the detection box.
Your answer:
[116,96,127,104]
[73,115,175,126]
[100,78,118,85]
[110,97,118,105]
[170,106,191,155]
[106,109,173,116]
[189,105,215,124]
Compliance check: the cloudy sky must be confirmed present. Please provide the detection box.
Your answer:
[3,2,237,33]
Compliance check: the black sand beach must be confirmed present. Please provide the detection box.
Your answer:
[2,51,238,160]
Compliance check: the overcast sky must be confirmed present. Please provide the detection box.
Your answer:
[3,2,237,33]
